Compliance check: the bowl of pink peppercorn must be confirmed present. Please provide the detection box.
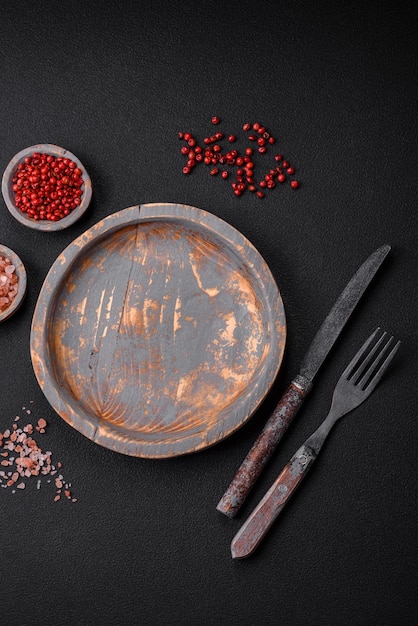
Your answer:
[2,144,92,231]
[0,244,27,322]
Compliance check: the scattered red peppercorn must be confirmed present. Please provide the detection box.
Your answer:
[178,117,301,199]
[12,153,84,222]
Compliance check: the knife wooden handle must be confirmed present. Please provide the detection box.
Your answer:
[216,375,312,518]
[230,443,317,559]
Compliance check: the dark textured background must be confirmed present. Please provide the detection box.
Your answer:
[0,1,417,625]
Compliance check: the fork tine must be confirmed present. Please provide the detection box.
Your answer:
[351,330,388,384]
[359,338,400,392]
[342,327,380,379]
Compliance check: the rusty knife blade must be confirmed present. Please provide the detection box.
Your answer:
[217,244,391,518]
[299,244,391,381]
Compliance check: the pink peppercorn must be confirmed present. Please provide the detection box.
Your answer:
[179,118,300,200]
[12,153,84,222]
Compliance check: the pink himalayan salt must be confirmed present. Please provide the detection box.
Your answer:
[0,255,19,312]
[0,416,76,502]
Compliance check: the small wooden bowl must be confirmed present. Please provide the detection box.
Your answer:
[1,144,92,231]
[0,244,27,322]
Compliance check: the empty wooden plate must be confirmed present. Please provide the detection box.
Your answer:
[30,203,286,457]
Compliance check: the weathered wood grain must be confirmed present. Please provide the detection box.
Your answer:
[30,204,286,457]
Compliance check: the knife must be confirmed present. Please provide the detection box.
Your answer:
[216,245,391,518]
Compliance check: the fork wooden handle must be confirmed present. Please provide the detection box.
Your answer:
[231,443,317,559]
[216,375,313,518]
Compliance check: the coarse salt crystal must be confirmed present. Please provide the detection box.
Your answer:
[0,256,18,312]
[1,413,76,502]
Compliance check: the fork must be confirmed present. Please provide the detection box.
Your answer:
[231,328,400,559]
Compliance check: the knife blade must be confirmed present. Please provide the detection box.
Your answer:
[216,244,391,518]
